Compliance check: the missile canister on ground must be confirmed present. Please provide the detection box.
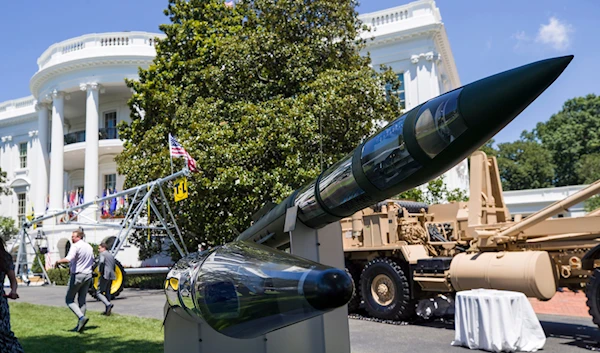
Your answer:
[165,241,353,339]
[237,55,574,246]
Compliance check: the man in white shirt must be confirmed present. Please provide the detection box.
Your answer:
[55,228,95,333]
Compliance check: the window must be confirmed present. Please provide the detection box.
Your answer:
[104,111,117,139]
[386,73,406,111]
[17,193,26,227]
[19,142,27,168]
[104,174,116,192]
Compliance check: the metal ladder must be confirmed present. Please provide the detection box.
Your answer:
[8,227,50,285]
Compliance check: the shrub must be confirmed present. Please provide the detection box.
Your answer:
[47,268,167,290]
[0,216,17,242]
[31,253,45,274]
[47,268,70,285]
[124,273,165,290]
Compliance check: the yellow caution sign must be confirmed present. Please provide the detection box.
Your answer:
[26,207,34,221]
[27,206,37,229]
[174,177,188,202]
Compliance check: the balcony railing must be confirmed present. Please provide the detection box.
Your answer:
[64,130,86,145]
[0,96,35,113]
[64,127,118,145]
[99,127,118,140]
[37,31,166,71]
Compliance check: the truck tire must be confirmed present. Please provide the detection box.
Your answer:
[89,260,125,300]
[586,268,600,328]
[345,260,362,313]
[360,257,416,321]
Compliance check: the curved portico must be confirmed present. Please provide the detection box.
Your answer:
[29,31,164,218]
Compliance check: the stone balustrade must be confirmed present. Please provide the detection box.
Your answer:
[37,31,166,70]
[0,96,35,113]
[358,0,441,29]
[364,9,410,28]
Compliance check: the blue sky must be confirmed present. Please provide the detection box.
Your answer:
[1,0,598,144]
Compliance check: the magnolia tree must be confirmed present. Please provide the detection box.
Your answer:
[116,0,403,256]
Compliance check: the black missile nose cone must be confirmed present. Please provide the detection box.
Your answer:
[459,55,573,138]
[303,268,354,311]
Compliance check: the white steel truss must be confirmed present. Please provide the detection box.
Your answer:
[13,168,191,282]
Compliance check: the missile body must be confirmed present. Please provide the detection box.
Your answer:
[165,241,353,339]
[237,55,573,246]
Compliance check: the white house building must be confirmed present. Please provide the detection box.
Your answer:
[0,32,166,268]
[503,184,588,219]
[0,0,468,269]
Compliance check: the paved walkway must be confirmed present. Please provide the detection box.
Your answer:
[13,285,600,353]
[17,284,593,320]
[16,285,165,320]
[529,291,592,318]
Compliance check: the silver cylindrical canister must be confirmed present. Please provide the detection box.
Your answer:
[165,241,354,339]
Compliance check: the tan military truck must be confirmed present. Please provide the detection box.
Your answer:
[342,151,600,326]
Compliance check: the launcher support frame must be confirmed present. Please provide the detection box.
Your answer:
[14,168,192,281]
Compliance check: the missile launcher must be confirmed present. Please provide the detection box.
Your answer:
[165,55,573,337]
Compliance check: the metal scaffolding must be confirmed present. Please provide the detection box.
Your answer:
[13,168,191,282]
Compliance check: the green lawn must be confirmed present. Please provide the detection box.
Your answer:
[8,302,163,353]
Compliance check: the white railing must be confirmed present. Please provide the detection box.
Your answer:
[100,36,130,46]
[37,31,166,70]
[364,9,410,28]
[358,0,439,29]
[0,96,35,113]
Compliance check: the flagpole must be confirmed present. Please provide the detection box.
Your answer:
[168,133,174,175]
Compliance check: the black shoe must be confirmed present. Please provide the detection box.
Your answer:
[105,304,114,316]
[76,316,89,332]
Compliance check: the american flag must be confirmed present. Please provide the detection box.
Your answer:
[169,133,198,172]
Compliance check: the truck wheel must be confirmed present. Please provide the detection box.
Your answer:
[586,268,600,328]
[89,260,126,300]
[345,261,362,313]
[360,257,415,321]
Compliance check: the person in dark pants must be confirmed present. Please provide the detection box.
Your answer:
[0,237,24,352]
[55,228,94,332]
[97,243,116,316]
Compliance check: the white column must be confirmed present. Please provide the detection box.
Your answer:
[411,51,469,195]
[34,101,50,216]
[411,51,442,104]
[49,90,65,212]
[81,83,100,219]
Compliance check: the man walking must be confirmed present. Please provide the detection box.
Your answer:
[55,228,94,332]
[97,243,116,316]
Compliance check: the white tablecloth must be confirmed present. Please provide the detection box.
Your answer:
[451,289,546,352]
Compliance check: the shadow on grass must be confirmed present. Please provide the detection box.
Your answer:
[19,333,162,353]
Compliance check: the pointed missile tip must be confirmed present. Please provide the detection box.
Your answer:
[458,54,575,135]
[542,54,574,72]
[559,54,574,62]
[558,54,574,70]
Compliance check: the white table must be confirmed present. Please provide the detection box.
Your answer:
[451,289,546,352]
